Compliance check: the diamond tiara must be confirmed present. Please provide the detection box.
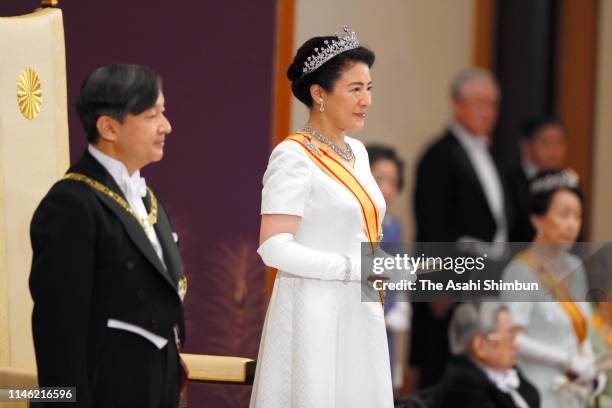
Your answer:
[530,169,579,194]
[302,25,360,75]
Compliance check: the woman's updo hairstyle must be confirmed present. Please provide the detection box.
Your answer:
[287,36,375,108]
[528,169,583,216]
[365,144,405,191]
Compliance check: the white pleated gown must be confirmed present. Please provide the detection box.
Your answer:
[250,137,394,408]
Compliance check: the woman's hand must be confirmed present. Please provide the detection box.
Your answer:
[566,354,597,383]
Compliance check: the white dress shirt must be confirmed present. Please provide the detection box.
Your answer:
[482,366,529,408]
[451,122,508,243]
[88,145,168,349]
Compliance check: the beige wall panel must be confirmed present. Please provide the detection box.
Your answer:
[292,0,475,239]
[0,8,70,370]
[591,0,612,242]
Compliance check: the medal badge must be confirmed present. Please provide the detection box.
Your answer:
[178,276,188,301]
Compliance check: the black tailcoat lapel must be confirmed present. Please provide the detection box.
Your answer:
[68,151,177,291]
[445,130,495,222]
[146,192,184,286]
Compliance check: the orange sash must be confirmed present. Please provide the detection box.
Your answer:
[516,250,587,344]
[286,132,382,254]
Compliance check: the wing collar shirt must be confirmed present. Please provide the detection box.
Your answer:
[481,366,529,408]
[88,144,169,349]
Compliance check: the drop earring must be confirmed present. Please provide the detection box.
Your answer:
[319,98,324,113]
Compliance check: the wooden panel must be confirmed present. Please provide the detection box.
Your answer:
[556,0,598,238]
[472,0,496,69]
[267,0,295,297]
[272,0,295,146]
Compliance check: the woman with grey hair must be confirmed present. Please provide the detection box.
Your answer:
[430,302,540,408]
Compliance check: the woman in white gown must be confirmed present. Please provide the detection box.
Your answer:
[249,27,394,408]
[502,169,604,408]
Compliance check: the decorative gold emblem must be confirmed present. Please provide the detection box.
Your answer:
[178,276,188,301]
[17,68,42,120]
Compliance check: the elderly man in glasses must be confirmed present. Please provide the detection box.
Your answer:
[430,302,540,408]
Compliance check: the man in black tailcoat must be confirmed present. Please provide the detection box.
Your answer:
[30,64,186,407]
[411,69,513,389]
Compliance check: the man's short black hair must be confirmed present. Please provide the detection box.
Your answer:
[519,115,563,141]
[75,64,162,144]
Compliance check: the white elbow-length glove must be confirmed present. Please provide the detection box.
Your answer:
[258,233,410,283]
[517,334,597,382]
[258,233,360,282]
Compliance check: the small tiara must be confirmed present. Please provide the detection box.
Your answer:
[302,25,360,75]
[530,169,579,194]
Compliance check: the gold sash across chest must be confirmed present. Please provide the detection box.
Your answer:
[286,132,382,255]
[516,250,587,344]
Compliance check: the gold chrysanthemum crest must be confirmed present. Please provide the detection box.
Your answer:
[17,68,42,120]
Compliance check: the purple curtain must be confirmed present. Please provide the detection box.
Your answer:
[1,1,276,405]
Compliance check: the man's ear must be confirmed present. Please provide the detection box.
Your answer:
[451,98,463,118]
[472,334,485,358]
[96,115,120,143]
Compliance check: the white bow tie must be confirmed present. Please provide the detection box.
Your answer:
[120,174,147,198]
[484,366,521,391]
[491,369,530,408]
[495,369,520,391]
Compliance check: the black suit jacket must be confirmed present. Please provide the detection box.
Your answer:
[508,164,536,242]
[411,129,514,388]
[29,150,185,406]
[430,356,540,408]
[414,129,513,243]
